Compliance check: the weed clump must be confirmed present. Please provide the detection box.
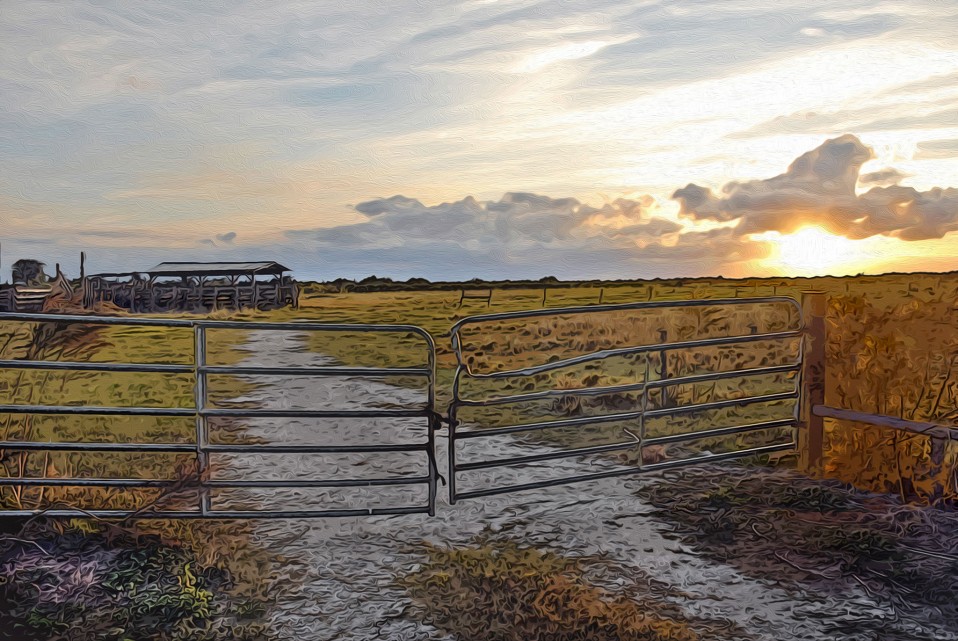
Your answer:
[399,537,754,641]
[0,521,271,641]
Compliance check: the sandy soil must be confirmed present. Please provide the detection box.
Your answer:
[212,330,954,641]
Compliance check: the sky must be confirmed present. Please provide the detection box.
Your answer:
[1,0,958,282]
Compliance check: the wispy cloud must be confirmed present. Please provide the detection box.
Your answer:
[2,1,958,279]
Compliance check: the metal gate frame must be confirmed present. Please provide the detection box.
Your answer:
[1,296,808,518]
[0,312,439,518]
[446,297,805,503]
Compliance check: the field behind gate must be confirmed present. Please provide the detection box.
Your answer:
[4,271,958,512]
[3,272,958,640]
[290,272,958,503]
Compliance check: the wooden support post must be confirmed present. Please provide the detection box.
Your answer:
[799,290,827,476]
[541,288,547,307]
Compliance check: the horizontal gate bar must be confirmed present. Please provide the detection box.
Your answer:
[453,391,796,440]
[206,476,430,488]
[0,477,178,487]
[0,441,432,454]
[640,441,795,471]
[0,405,433,418]
[0,440,195,452]
[0,506,432,519]
[453,466,653,501]
[0,404,194,416]
[204,443,429,453]
[196,320,433,334]
[458,330,803,379]
[453,363,801,407]
[644,364,800,389]
[200,408,431,418]
[0,362,431,376]
[0,312,436,337]
[450,296,802,329]
[456,440,641,471]
[0,312,195,326]
[453,442,795,501]
[452,409,644,439]
[642,418,796,446]
[205,506,431,518]
[643,391,797,418]
[0,475,431,488]
[0,359,193,374]
[200,365,430,377]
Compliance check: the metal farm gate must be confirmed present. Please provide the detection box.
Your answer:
[0,312,439,519]
[446,297,805,502]
[0,296,807,518]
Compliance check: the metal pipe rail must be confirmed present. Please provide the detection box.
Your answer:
[0,312,439,518]
[447,296,803,503]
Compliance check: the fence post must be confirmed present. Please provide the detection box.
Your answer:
[799,290,826,475]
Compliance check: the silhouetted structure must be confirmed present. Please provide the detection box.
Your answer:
[85,261,299,313]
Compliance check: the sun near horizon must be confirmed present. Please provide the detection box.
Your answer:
[753,226,875,276]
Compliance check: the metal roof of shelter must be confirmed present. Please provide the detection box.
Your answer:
[144,261,291,277]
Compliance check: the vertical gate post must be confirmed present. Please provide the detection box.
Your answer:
[799,291,826,475]
[194,325,211,515]
[657,329,672,408]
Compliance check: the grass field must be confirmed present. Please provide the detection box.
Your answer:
[4,271,957,506]
[1,271,957,639]
[269,272,958,501]
[1,271,956,502]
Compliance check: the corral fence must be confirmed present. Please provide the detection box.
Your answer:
[0,291,951,518]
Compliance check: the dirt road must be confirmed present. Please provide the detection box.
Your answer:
[213,331,952,641]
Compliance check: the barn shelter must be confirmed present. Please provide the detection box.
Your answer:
[86,261,299,313]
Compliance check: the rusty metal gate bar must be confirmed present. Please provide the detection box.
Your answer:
[447,297,805,503]
[0,312,438,518]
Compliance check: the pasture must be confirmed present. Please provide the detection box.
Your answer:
[2,271,958,640]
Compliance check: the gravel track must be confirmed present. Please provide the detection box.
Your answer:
[215,331,953,641]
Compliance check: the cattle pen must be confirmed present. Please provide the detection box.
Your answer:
[84,261,299,313]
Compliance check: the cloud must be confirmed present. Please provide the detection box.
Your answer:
[859,168,909,186]
[286,192,765,280]
[3,2,958,281]
[915,138,958,160]
[673,134,958,241]
[303,192,675,247]
[216,231,237,244]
